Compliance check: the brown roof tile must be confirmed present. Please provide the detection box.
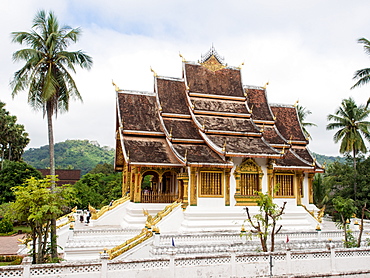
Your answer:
[172,143,227,164]
[185,63,244,97]
[275,149,311,167]
[196,116,259,133]
[156,78,189,115]
[123,136,180,165]
[246,89,274,121]
[192,98,249,114]
[270,105,307,142]
[207,135,279,156]
[163,119,202,140]
[117,92,162,132]
[292,147,315,164]
[262,126,286,145]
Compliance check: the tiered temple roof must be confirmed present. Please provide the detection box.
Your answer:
[115,48,322,173]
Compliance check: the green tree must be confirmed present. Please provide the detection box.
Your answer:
[10,10,92,258]
[313,173,330,208]
[0,160,42,204]
[72,172,122,209]
[332,196,357,248]
[326,97,370,199]
[10,176,75,263]
[0,101,30,167]
[244,191,286,252]
[351,37,370,106]
[89,163,115,175]
[297,105,317,140]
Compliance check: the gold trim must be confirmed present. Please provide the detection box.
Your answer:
[201,55,226,72]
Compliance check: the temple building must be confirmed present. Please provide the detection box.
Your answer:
[113,47,323,232]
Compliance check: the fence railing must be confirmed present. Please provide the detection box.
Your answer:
[2,248,370,278]
[140,192,178,203]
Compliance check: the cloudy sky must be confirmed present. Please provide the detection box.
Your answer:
[1,0,370,156]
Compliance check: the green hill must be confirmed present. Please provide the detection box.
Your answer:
[312,152,345,166]
[23,140,115,175]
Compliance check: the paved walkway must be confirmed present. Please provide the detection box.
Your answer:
[0,234,25,255]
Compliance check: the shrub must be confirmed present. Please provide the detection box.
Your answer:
[0,218,13,233]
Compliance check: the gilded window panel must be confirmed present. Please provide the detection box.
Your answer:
[275,174,294,197]
[199,171,223,197]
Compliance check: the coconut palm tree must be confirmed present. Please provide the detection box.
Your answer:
[326,97,370,198]
[10,10,92,259]
[351,37,370,106]
[297,105,317,140]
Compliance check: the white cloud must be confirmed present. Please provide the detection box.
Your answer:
[1,0,370,157]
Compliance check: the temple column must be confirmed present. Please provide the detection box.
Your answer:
[308,173,314,204]
[190,168,197,206]
[225,169,230,206]
[267,163,274,196]
[133,167,142,203]
[122,164,128,197]
[177,171,189,209]
[295,172,302,205]
[128,166,133,202]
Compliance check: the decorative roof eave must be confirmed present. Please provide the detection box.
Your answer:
[161,113,191,119]
[254,120,275,125]
[189,92,245,101]
[170,138,204,144]
[199,130,282,159]
[120,89,155,96]
[122,130,165,137]
[289,140,309,146]
[187,162,233,168]
[156,75,184,82]
[165,137,231,168]
[270,144,292,149]
[273,165,319,172]
[129,162,184,167]
[244,85,265,90]
[193,110,251,118]
[119,128,130,164]
[205,130,262,137]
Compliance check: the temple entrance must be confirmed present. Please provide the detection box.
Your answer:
[141,171,179,203]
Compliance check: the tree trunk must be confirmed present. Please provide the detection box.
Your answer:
[353,148,357,200]
[46,103,57,259]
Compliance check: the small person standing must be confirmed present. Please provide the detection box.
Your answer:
[79,213,84,223]
[86,211,91,224]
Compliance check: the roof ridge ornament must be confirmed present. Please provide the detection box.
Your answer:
[200,45,226,72]
[112,80,120,92]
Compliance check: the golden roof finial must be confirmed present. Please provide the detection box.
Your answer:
[179,52,186,62]
[263,81,269,89]
[150,66,157,77]
[222,140,227,153]
[169,127,173,139]
[288,135,292,145]
[294,99,299,107]
[273,112,278,121]
[112,80,120,91]
[248,104,254,114]
[238,61,245,69]
[184,149,188,162]
[260,123,265,133]
[280,144,286,154]
[244,89,248,97]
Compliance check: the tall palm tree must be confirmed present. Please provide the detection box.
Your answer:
[351,37,370,106]
[10,10,92,259]
[326,97,370,198]
[297,105,317,140]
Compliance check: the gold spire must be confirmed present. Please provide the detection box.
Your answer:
[294,99,299,107]
[263,81,269,89]
[184,149,188,162]
[238,61,245,69]
[260,123,265,133]
[169,127,173,139]
[222,140,227,153]
[112,80,120,91]
[179,52,186,62]
[248,104,254,114]
[150,66,157,77]
[280,144,286,154]
[273,112,277,121]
